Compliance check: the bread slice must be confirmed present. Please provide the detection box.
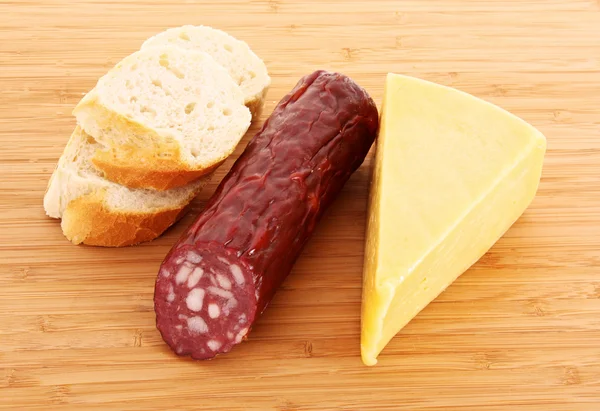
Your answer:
[43,126,208,247]
[141,25,270,119]
[73,45,251,191]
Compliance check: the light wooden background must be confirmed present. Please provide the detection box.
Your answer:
[1,0,600,410]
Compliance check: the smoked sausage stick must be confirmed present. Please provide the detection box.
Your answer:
[154,70,379,359]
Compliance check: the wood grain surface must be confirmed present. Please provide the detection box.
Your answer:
[1,0,600,409]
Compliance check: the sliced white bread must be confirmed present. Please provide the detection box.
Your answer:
[73,45,251,191]
[141,25,270,119]
[43,126,209,247]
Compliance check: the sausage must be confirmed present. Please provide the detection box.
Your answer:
[154,70,379,359]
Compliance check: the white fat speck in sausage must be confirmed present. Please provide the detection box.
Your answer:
[187,267,204,288]
[223,298,238,315]
[234,327,249,343]
[216,274,232,290]
[187,316,208,334]
[186,288,205,312]
[208,286,234,299]
[186,251,203,264]
[167,284,175,303]
[230,264,244,285]
[175,263,193,285]
[208,303,220,319]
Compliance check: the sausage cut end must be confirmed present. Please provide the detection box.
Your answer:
[155,243,256,359]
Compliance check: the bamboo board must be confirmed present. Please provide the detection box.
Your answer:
[1,0,600,409]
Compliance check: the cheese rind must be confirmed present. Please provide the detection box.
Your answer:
[361,73,546,366]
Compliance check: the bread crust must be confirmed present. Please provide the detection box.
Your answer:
[60,189,198,247]
[91,143,223,191]
[74,90,238,190]
[246,87,269,121]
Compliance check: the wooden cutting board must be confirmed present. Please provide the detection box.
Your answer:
[1,1,599,409]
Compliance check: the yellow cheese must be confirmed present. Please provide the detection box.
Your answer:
[361,73,546,366]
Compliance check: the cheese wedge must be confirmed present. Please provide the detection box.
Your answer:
[361,73,546,366]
